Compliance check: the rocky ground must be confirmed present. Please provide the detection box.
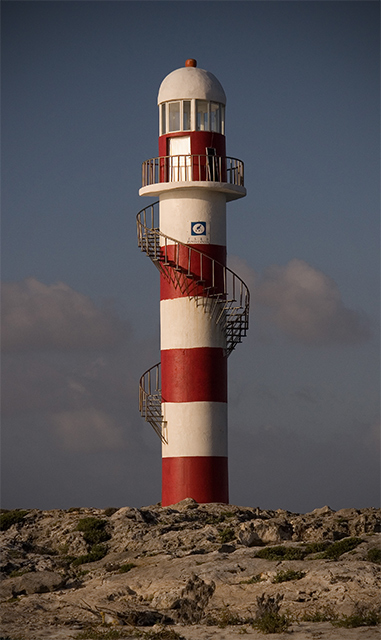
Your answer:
[1,500,380,640]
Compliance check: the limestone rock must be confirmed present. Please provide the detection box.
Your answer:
[0,503,380,639]
[238,518,293,545]
[0,570,66,598]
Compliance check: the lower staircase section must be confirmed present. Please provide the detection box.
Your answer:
[139,363,167,444]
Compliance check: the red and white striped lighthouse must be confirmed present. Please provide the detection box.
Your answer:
[137,59,249,506]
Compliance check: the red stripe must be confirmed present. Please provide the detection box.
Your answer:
[162,456,228,505]
[159,131,226,163]
[161,348,227,403]
[160,244,226,301]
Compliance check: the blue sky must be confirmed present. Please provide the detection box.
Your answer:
[2,0,379,512]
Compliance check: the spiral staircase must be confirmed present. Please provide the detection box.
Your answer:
[137,201,250,443]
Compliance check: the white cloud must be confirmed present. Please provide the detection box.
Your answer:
[229,257,371,346]
[1,278,126,352]
[51,408,125,452]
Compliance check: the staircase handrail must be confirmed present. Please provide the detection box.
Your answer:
[137,202,250,356]
[139,362,167,444]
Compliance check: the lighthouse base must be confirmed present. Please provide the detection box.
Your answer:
[161,456,228,506]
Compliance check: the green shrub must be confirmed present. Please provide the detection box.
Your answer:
[76,629,127,639]
[367,548,381,564]
[253,593,291,634]
[255,545,304,561]
[135,629,185,640]
[254,542,332,562]
[118,562,137,573]
[103,508,118,517]
[204,608,253,628]
[301,605,337,622]
[0,510,28,531]
[302,604,381,628]
[318,537,362,560]
[302,541,332,555]
[272,569,305,583]
[72,544,108,566]
[9,568,30,578]
[76,518,111,546]
[205,512,235,525]
[216,607,248,628]
[219,527,235,544]
[253,612,291,634]
[332,605,381,628]
[240,574,263,584]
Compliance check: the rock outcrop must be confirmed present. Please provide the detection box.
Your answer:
[1,501,380,639]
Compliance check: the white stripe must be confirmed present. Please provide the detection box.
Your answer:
[139,181,246,201]
[159,190,226,246]
[161,298,226,350]
[162,401,227,457]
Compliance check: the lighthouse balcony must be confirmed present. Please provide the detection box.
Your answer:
[139,155,246,200]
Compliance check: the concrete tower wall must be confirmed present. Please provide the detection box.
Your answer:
[138,60,248,507]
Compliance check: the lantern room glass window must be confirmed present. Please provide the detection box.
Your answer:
[168,102,181,132]
[196,100,209,131]
[161,103,166,135]
[210,102,221,133]
[221,105,225,134]
[183,101,191,130]
[159,100,225,135]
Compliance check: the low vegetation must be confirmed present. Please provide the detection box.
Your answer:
[8,568,30,578]
[254,545,305,561]
[272,569,305,583]
[77,629,186,640]
[118,562,137,573]
[76,517,111,546]
[76,630,126,640]
[135,629,185,640]
[301,605,337,622]
[302,603,381,627]
[205,511,235,525]
[254,539,361,562]
[301,541,332,554]
[75,629,186,640]
[332,605,381,628]
[218,527,235,544]
[72,544,109,566]
[70,517,112,566]
[317,537,363,560]
[367,547,381,564]
[240,574,263,584]
[252,593,291,634]
[0,510,28,531]
[205,606,253,628]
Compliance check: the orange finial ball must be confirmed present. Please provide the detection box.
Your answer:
[185,59,197,67]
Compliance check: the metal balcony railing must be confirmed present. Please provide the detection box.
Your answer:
[141,155,244,188]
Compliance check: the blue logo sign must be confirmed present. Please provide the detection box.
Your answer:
[191,222,206,236]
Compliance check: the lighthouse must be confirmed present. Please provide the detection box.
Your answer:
[137,59,249,506]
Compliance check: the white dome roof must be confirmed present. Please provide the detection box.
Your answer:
[158,65,226,105]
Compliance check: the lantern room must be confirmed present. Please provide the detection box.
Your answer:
[157,59,227,161]
[139,60,245,197]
